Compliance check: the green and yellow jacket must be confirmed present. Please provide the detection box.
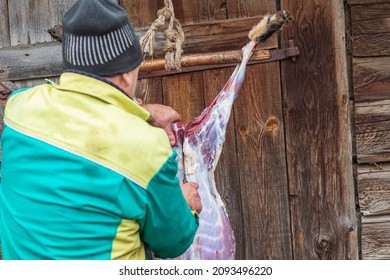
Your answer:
[0,72,198,260]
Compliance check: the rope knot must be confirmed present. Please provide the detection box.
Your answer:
[140,0,184,71]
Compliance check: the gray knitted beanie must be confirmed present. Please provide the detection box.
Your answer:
[62,0,143,76]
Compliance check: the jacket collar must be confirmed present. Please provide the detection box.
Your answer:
[56,72,150,121]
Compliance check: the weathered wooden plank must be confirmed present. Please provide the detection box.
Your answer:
[356,119,390,135]
[226,0,275,19]
[348,0,390,4]
[355,100,390,161]
[351,4,390,35]
[281,0,358,259]
[0,42,63,81]
[234,63,292,260]
[353,57,390,102]
[361,215,390,260]
[8,0,74,46]
[353,33,390,57]
[356,130,390,163]
[355,100,390,124]
[135,77,163,104]
[162,71,205,124]
[351,3,390,57]
[166,0,227,24]
[182,16,277,55]
[358,166,390,215]
[0,0,10,47]
[119,0,159,29]
[0,40,120,80]
[0,17,277,82]
[202,67,245,259]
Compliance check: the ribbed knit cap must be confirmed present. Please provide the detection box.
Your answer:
[62,0,143,76]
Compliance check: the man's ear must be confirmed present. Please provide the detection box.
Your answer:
[121,72,132,88]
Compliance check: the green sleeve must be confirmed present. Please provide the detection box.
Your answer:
[138,152,199,258]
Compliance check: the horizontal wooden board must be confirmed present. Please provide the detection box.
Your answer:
[355,101,390,162]
[355,100,390,161]
[355,132,390,163]
[353,57,390,102]
[352,33,390,57]
[357,167,390,215]
[180,16,277,55]
[351,4,390,35]
[355,100,390,124]
[227,0,275,19]
[361,215,390,260]
[0,42,63,81]
[348,0,390,4]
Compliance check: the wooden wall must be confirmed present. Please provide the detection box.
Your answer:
[0,0,361,259]
[348,0,390,259]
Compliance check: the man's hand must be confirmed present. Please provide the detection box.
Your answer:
[141,103,181,146]
[180,181,202,214]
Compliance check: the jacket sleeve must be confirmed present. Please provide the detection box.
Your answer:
[138,152,199,258]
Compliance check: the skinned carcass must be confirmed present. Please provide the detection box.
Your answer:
[172,11,293,260]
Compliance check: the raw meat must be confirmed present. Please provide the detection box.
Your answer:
[171,11,293,260]
[172,40,257,260]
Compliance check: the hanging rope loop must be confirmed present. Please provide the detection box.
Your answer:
[140,0,184,71]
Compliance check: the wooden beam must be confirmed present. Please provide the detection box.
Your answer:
[0,42,62,81]
[139,47,299,79]
[281,0,358,259]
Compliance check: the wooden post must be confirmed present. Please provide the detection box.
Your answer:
[281,0,359,259]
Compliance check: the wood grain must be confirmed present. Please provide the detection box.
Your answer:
[226,0,275,19]
[351,4,390,35]
[281,0,358,259]
[166,0,227,24]
[355,100,390,125]
[348,0,390,4]
[361,215,390,259]
[353,57,390,102]
[0,42,63,81]
[162,71,205,124]
[135,77,163,104]
[355,99,390,163]
[358,167,390,215]
[119,0,159,29]
[0,0,10,47]
[234,63,292,259]
[356,130,390,163]
[353,33,390,57]
[8,0,74,46]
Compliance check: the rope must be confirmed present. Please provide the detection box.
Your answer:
[140,0,184,71]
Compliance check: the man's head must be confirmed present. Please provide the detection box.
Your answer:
[62,0,142,82]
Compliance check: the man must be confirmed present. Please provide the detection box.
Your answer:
[0,0,201,260]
